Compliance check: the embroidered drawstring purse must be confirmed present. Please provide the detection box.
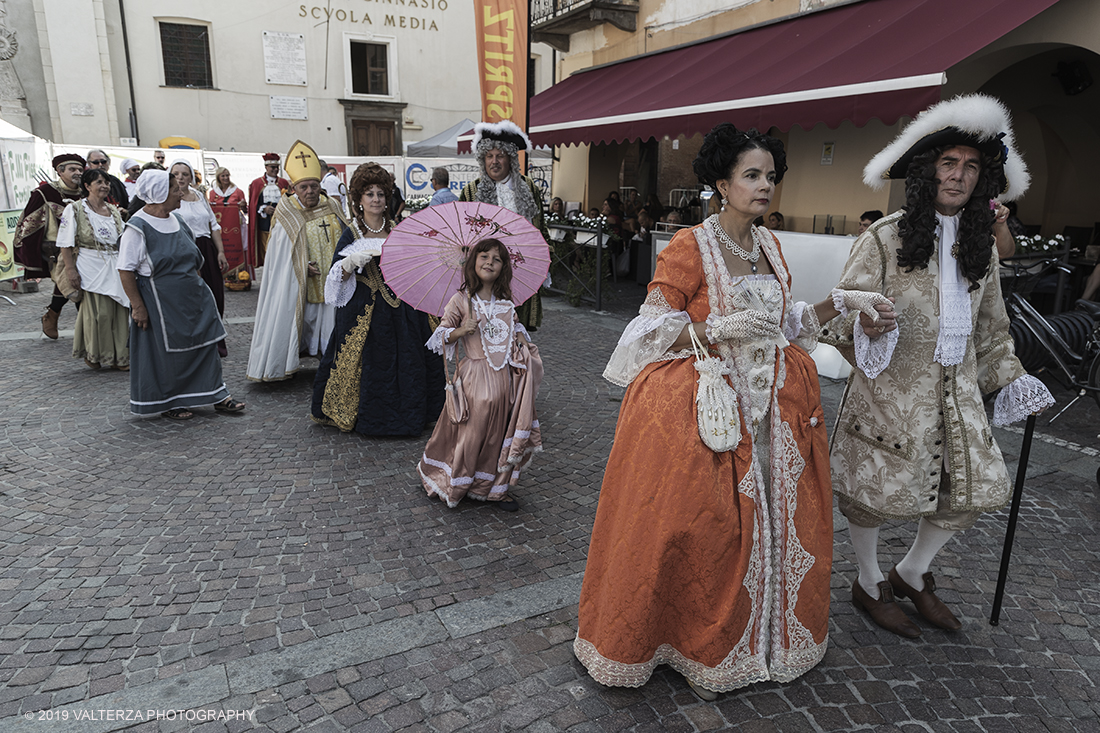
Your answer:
[688,325,741,452]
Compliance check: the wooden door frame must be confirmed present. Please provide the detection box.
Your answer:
[338,99,407,156]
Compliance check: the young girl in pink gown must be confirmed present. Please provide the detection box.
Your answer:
[418,238,544,512]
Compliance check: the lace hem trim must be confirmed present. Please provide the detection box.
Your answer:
[992,374,1055,426]
[573,634,826,692]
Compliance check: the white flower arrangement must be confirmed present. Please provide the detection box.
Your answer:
[403,195,432,214]
[1014,233,1066,255]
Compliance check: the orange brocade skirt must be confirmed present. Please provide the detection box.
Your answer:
[575,345,832,692]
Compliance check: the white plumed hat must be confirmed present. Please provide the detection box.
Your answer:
[863,94,1030,201]
[472,120,532,153]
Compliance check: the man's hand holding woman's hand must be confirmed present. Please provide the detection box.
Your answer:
[858,298,897,337]
[833,289,897,338]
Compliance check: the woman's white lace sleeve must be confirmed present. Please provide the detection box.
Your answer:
[324,258,357,308]
[992,374,1055,426]
[785,301,821,353]
[514,323,532,343]
[425,326,456,360]
[603,310,691,387]
[851,318,898,379]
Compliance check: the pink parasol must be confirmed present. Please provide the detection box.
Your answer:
[380,201,550,317]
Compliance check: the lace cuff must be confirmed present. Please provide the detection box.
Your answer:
[425,326,457,361]
[325,259,357,308]
[832,288,849,317]
[852,317,898,379]
[604,310,692,387]
[992,374,1055,426]
[514,323,532,343]
[703,313,721,344]
[786,301,821,353]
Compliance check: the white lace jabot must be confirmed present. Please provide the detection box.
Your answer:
[934,212,971,366]
[496,180,517,214]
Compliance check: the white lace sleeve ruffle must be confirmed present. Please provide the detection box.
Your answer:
[832,288,850,317]
[992,374,1055,426]
[785,301,821,353]
[851,317,899,379]
[603,310,691,387]
[514,323,532,343]
[324,240,378,307]
[425,326,456,360]
[324,259,356,308]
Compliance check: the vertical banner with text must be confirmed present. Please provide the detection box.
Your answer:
[475,1,528,134]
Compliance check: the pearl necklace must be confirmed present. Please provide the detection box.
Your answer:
[353,217,386,237]
[709,216,762,273]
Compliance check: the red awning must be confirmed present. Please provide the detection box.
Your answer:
[528,0,1059,147]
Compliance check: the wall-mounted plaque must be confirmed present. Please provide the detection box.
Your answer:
[270,96,308,120]
[263,31,307,86]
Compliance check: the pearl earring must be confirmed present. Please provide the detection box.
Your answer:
[720,196,727,212]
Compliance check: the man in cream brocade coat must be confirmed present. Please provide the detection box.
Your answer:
[826,94,1053,639]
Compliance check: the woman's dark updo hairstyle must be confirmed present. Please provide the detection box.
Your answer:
[80,167,111,194]
[348,162,394,231]
[693,123,788,193]
[896,145,1007,291]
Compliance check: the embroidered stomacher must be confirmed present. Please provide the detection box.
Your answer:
[473,296,517,371]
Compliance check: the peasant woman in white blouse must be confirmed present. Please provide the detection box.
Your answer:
[57,168,129,370]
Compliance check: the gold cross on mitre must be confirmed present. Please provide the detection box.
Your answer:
[285,139,323,185]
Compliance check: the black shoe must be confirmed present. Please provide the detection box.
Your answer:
[497,498,519,512]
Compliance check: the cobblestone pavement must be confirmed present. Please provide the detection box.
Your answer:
[1,284,1098,733]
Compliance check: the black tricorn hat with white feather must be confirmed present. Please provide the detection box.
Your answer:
[472,120,533,153]
[864,94,1030,201]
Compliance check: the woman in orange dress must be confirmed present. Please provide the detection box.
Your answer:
[575,124,895,699]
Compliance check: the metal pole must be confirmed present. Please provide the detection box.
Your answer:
[990,413,1037,626]
[524,0,532,176]
[595,228,603,311]
[118,0,140,144]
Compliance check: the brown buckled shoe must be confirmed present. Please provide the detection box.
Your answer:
[889,567,962,630]
[852,579,921,638]
[42,307,59,339]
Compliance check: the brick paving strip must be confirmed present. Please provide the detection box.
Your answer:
[5,574,583,733]
[2,288,1099,732]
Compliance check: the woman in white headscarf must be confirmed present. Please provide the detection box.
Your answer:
[121,159,141,199]
[117,170,245,420]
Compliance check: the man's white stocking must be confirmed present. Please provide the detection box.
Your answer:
[895,518,957,590]
[848,523,884,598]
